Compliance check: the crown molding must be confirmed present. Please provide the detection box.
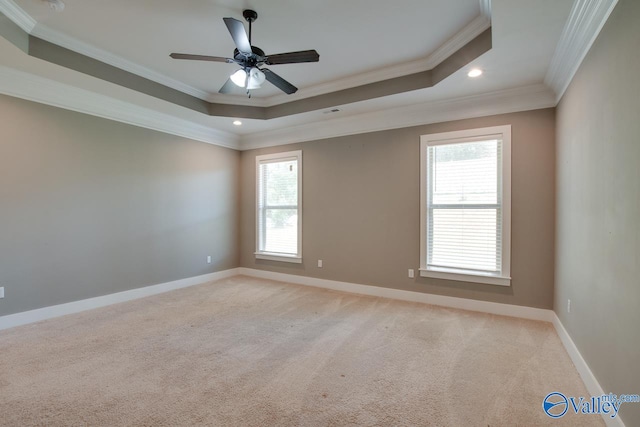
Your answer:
[0,66,239,149]
[0,0,218,102]
[0,0,35,32]
[30,24,217,102]
[0,63,554,153]
[239,84,555,150]
[544,0,618,103]
[424,13,491,71]
[259,13,491,107]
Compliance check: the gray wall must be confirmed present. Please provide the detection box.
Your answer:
[0,94,240,316]
[555,0,640,424]
[240,109,556,309]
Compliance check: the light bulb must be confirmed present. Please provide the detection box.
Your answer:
[230,69,247,87]
[467,68,483,78]
[246,68,266,90]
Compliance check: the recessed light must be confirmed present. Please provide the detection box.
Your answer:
[468,68,483,78]
[233,120,242,126]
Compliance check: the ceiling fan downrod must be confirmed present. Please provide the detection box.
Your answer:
[243,9,258,45]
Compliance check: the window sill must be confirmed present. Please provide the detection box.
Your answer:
[255,252,302,264]
[419,267,511,287]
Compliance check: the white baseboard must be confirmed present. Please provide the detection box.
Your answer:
[238,268,554,322]
[552,314,626,427]
[0,268,240,331]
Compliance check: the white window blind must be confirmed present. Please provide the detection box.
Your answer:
[427,139,502,273]
[256,151,302,261]
[420,126,511,286]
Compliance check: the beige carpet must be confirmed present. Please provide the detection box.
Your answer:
[0,276,603,426]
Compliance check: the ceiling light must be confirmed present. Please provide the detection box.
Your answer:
[233,120,242,126]
[230,67,266,90]
[246,68,266,90]
[468,68,483,78]
[230,69,247,87]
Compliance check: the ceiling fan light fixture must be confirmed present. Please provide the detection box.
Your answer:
[246,67,266,90]
[230,69,247,87]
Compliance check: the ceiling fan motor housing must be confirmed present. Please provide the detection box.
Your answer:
[233,46,265,67]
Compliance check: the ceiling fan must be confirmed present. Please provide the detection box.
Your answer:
[170,9,320,96]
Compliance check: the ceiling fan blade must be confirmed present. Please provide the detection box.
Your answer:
[218,78,236,94]
[223,17,252,55]
[170,53,233,63]
[266,50,320,65]
[262,68,298,94]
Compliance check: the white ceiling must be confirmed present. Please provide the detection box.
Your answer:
[0,0,578,147]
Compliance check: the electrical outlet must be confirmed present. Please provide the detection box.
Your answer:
[317,260,323,268]
[206,255,212,264]
[567,299,571,313]
[408,269,415,278]
[0,287,4,299]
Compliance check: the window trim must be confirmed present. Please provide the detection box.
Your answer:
[419,125,511,287]
[255,150,303,263]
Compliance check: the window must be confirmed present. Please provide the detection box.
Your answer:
[420,126,511,286]
[255,150,302,263]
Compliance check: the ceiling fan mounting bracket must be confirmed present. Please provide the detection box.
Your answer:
[243,10,258,23]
